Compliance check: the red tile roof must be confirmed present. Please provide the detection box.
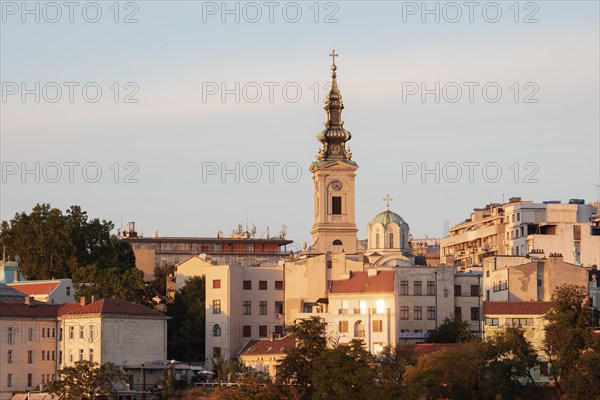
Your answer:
[484,301,553,315]
[59,298,166,317]
[0,303,60,318]
[330,271,395,294]
[8,282,59,296]
[240,334,295,356]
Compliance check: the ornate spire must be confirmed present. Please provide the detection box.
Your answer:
[316,50,352,161]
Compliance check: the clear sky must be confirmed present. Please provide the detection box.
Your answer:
[1,1,599,246]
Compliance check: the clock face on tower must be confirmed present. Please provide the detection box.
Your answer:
[331,181,342,191]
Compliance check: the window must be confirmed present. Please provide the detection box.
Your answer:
[414,306,422,320]
[7,374,12,387]
[373,320,383,332]
[259,301,267,315]
[539,362,549,376]
[486,318,499,326]
[28,350,33,363]
[243,301,251,315]
[89,349,94,362]
[400,281,409,295]
[42,351,46,361]
[506,318,534,327]
[28,326,34,341]
[354,321,365,337]
[259,281,267,290]
[7,350,13,364]
[59,328,62,341]
[275,281,283,290]
[326,260,332,268]
[243,281,252,290]
[414,281,422,295]
[471,307,480,321]
[69,326,74,340]
[213,300,221,314]
[275,301,283,314]
[259,326,268,337]
[80,326,84,339]
[376,233,380,248]
[213,279,221,289]
[52,351,55,361]
[454,307,462,320]
[52,328,56,338]
[213,347,221,359]
[79,349,84,361]
[243,326,252,337]
[332,239,343,246]
[332,196,342,215]
[274,325,284,337]
[66,286,71,296]
[339,320,348,333]
[454,285,462,296]
[471,285,479,296]
[401,306,409,320]
[42,328,46,338]
[389,233,394,248]
[213,324,221,337]
[27,373,32,387]
[427,281,435,295]
[574,225,581,241]
[59,351,62,364]
[303,302,314,313]
[427,306,436,320]
[537,278,542,287]
[69,350,73,363]
[7,327,14,344]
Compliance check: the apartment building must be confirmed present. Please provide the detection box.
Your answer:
[8,279,74,304]
[441,198,600,269]
[0,294,60,400]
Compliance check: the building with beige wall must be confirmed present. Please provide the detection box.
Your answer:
[483,301,553,382]
[442,198,600,269]
[8,279,74,304]
[0,294,60,400]
[239,334,295,378]
[58,297,168,369]
[483,254,588,302]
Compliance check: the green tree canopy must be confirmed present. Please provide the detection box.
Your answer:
[168,276,206,361]
[425,315,475,343]
[48,360,126,400]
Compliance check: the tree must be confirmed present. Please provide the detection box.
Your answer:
[167,276,206,361]
[544,284,595,397]
[425,315,475,343]
[72,264,147,304]
[275,316,328,399]
[403,343,486,400]
[374,344,413,400]
[311,339,377,400]
[0,204,135,280]
[482,326,539,398]
[150,264,176,298]
[48,360,126,400]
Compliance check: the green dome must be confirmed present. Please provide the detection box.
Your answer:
[369,210,406,227]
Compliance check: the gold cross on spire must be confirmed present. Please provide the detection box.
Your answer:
[383,194,393,210]
[329,49,339,67]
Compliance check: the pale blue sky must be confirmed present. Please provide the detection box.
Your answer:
[1,1,599,245]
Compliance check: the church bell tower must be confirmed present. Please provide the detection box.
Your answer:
[310,50,358,254]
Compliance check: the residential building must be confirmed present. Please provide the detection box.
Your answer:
[0,295,60,400]
[441,198,600,269]
[483,254,588,302]
[238,334,295,377]
[483,301,553,382]
[8,279,74,304]
[122,222,292,280]
[58,297,168,368]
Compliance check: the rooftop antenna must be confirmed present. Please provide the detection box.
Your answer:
[594,182,600,203]
[502,194,505,203]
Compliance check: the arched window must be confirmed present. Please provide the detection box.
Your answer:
[376,233,380,248]
[389,233,394,248]
[213,324,221,337]
[333,239,343,246]
[354,321,365,337]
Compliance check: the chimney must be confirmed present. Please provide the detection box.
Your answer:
[269,332,274,342]
[25,296,34,306]
[80,297,86,306]
[367,268,378,277]
[91,295,96,303]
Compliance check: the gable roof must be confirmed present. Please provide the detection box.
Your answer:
[330,271,395,294]
[0,302,60,318]
[8,281,60,296]
[484,301,553,315]
[59,298,166,318]
[0,283,27,302]
[239,334,295,357]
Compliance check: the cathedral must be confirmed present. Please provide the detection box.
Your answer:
[306,50,413,268]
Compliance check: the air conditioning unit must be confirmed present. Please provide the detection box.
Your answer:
[274,313,282,319]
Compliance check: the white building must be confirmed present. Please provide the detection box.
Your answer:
[8,279,74,304]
